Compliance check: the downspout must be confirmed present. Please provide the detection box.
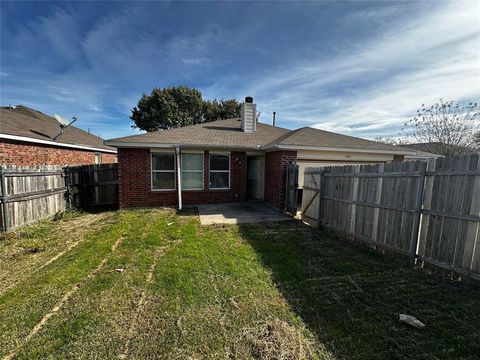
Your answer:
[176,146,182,210]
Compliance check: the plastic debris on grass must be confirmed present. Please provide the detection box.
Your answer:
[399,314,425,329]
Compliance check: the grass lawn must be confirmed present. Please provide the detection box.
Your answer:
[0,208,478,359]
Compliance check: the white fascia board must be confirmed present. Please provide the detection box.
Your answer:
[263,144,416,156]
[1,133,117,154]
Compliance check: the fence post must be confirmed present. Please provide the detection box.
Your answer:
[0,167,9,232]
[410,161,427,259]
[317,169,324,227]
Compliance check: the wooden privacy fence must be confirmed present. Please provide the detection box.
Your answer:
[65,163,119,210]
[0,163,119,232]
[284,163,299,216]
[0,165,66,231]
[302,153,480,280]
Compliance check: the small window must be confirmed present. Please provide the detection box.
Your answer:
[95,152,102,164]
[209,153,230,189]
[181,152,204,190]
[151,152,175,190]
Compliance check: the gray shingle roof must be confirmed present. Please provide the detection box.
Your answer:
[272,126,406,151]
[0,106,116,152]
[107,118,410,154]
[107,118,291,149]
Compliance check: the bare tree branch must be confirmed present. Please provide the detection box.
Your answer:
[401,99,480,156]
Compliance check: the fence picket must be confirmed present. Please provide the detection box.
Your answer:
[302,154,480,280]
[0,163,119,232]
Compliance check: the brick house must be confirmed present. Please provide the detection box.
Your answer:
[106,98,415,210]
[0,105,117,165]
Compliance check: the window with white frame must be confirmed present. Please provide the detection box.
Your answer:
[151,152,175,190]
[95,152,102,165]
[209,153,230,189]
[181,152,204,190]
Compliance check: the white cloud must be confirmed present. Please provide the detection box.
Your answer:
[244,1,480,138]
[181,57,209,66]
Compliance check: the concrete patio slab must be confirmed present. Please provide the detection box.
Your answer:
[197,201,290,225]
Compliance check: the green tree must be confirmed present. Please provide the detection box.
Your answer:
[203,99,241,122]
[130,86,241,131]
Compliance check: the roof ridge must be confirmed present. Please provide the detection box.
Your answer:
[263,127,302,148]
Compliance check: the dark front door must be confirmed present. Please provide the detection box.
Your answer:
[247,156,263,200]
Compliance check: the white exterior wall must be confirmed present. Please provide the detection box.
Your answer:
[297,150,395,188]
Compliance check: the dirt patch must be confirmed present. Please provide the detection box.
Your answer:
[231,319,317,360]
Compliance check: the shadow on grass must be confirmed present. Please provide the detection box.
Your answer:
[239,220,480,360]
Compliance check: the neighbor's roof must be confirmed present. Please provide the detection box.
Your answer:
[106,118,413,154]
[0,105,116,153]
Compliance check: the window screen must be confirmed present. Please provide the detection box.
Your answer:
[151,153,175,190]
[209,153,230,189]
[181,153,203,190]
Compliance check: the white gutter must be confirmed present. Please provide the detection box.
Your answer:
[176,146,182,210]
[263,144,416,156]
[1,133,117,154]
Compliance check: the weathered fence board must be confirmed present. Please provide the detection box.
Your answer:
[303,153,480,280]
[316,161,427,256]
[1,163,119,232]
[301,168,322,227]
[417,154,480,278]
[0,165,66,231]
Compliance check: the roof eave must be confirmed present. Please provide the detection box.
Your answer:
[262,144,416,156]
[1,133,117,154]
[104,140,262,151]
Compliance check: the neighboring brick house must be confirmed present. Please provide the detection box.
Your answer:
[106,98,415,210]
[0,105,117,166]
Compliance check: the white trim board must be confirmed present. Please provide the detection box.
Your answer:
[0,133,117,154]
[264,144,415,155]
[105,141,412,156]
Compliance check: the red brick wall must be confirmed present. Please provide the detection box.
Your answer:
[264,150,297,210]
[101,153,117,163]
[118,148,247,208]
[0,139,117,166]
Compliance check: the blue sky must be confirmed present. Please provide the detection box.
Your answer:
[1,1,479,140]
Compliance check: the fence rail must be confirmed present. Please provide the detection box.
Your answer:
[302,153,480,281]
[0,163,119,232]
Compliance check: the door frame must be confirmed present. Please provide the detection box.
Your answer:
[246,155,265,200]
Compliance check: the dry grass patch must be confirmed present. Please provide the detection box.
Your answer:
[231,318,320,360]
